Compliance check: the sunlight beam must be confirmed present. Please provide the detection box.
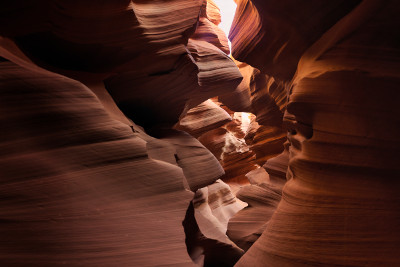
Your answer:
[213,0,237,53]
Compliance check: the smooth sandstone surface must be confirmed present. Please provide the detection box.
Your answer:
[1,0,399,266]
[234,0,400,266]
[0,1,242,266]
[0,61,196,266]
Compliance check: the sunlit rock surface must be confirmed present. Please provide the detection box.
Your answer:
[184,179,247,265]
[179,57,288,189]
[219,59,288,166]
[180,102,257,189]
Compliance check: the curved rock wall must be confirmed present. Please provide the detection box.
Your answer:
[0,61,196,266]
[232,0,400,266]
[1,0,399,266]
[0,1,242,266]
[230,0,362,81]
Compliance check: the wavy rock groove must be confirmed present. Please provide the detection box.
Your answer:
[1,0,400,266]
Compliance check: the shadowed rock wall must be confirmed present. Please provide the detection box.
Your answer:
[0,0,399,266]
[0,1,242,266]
[231,0,400,266]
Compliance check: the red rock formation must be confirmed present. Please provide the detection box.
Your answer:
[2,0,399,266]
[177,52,289,188]
[177,100,253,190]
[176,99,232,138]
[226,147,289,251]
[178,92,285,192]
[0,0,204,81]
[185,179,247,265]
[233,0,400,266]
[102,1,242,130]
[230,0,362,81]
[219,59,288,166]
[158,129,226,191]
[205,0,222,26]
[0,61,196,266]
[194,179,247,247]
[0,1,242,266]
[0,0,242,129]
[227,180,282,251]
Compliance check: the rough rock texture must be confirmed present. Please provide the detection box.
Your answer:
[233,0,400,266]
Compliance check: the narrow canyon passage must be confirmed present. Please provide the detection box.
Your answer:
[0,0,399,266]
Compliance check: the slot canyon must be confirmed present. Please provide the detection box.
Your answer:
[0,0,399,266]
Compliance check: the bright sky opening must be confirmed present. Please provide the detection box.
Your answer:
[213,0,237,53]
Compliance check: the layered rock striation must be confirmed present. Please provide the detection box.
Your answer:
[1,0,399,266]
[0,1,243,266]
[232,0,400,266]
[0,61,196,266]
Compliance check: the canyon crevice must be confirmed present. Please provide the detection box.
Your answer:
[0,0,399,266]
